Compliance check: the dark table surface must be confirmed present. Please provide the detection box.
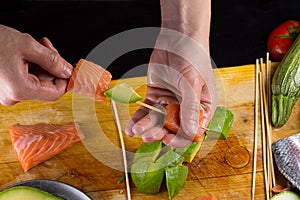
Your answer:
[1,0,300,79]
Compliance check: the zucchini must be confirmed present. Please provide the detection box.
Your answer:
[271,33,300,127]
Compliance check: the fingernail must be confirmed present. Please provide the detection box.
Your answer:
[64,64,73,77]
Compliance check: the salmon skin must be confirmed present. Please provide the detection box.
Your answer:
[67,59,112,102]
[272,133,300,191]
[9,123,84,172]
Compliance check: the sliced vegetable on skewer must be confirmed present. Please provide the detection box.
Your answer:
[104,83,142,103]
[104,83,165,114]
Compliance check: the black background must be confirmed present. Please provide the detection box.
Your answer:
[1,0,300,79]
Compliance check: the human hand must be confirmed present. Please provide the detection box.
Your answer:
[126,29,218,148]
[0,25,73,106]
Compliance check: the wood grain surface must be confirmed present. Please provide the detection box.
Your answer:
[0,63,299,200]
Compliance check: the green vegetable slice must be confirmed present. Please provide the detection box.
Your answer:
[175,141,202,163]
[131,161,165,194]
[104,83,142,103]
[166,165,188,200]
[0,186,63,200]
[156,150,184,168]
[270,191,300,200]
[206,106,234,139]
[271,34,300,127]
[133,141,162,163]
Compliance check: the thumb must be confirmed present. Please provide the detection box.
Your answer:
[22,35,73,78]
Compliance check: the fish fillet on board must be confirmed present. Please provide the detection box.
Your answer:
[9,123,84,172]
[67,59,112,102]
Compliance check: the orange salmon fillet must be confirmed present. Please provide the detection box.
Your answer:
[9,123,84,172]
[164,103,204,142]
[67,59,112,102]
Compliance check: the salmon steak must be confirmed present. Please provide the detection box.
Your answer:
[67,59,112,102]
[9,123,84,172]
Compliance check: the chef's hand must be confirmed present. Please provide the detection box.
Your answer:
[125,30,217,148]
[125,0,217,148]
[0,25,73,106]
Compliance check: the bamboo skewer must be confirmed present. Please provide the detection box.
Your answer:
[259,71,270,200]
[266,54,276,185]
[136,100,209,131]
[259,58,270,199]
[252,54,276,199]
[136,101,166,115]
[265,55,276,190]
[111,100,131,200]
[251,59,260,200]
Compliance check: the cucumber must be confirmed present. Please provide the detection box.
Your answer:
[104,83,143,103]
[271,33,300,127]
[206,106,234,139]
[270,191,300,200]
[0,186,62,200]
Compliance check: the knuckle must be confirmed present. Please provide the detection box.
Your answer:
[20,33,35,48]
[47,51,61,72]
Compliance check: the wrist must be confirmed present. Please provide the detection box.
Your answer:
[160,0,211,51]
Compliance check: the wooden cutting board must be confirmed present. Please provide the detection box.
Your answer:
[0,63,299,200]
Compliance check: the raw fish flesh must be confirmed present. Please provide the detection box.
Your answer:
[67,59,112,102]
[9,123,84,172]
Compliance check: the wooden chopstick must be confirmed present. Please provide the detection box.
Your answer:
[252,59,260,200]
[111,100,131,200]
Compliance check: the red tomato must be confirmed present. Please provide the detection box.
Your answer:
[267,20,300,61]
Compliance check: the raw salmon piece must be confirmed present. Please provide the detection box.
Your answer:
[67,59,112,102]
[164,103,204,141]
[194,196,217,200]
[9,123,84,172]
